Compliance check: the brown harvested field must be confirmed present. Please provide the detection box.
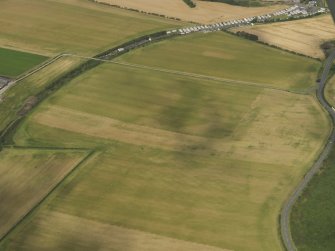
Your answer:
[233,15,335,59]
[0,148,87,239]
[94,0,285,24]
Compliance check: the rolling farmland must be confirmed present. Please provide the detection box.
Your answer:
[3,33,329,249]
[0,1,332,251]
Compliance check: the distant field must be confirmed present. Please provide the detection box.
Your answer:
[119,32,320,91]
[0,148,87,239]
[233,15,335,59]
[95,0,285,24]
[291,149,335,251]
[5,55,329,251]
[199,0,286,7]
[0,48,47,78]
[0,0,182,56]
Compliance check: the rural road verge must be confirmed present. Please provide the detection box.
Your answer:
[280,50,335,251]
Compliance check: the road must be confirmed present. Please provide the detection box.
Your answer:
[280,50,335,251]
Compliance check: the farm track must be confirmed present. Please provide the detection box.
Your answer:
[280,50,335,251]
[68,54,302,93]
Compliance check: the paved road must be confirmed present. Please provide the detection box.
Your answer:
[280,50,335,251]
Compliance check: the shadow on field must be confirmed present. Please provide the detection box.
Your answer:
[157,78,225,165]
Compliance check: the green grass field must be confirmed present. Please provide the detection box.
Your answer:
[0,0,182,56]
[2,55,328,251]
[119,32,321,91]
[0,148,87,239]
[0,48,47,77]
[291,149,335,251]
[290,73,335,251]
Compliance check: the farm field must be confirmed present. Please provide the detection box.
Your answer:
[0,48,47,78]
[0,56,85,134]
[0,0,182,56]
[3,47,329,251]
[0,1,331,251]
[0,148,87,240]
[94,0,285,24]
[233,15,335,59]
[119,32,321,91]
[291,148,335,251]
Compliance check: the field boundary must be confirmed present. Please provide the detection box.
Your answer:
[68,53,312,94]
[0,54,67,98]
[0,147,95,243]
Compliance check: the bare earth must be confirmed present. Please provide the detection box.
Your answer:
[95,0,285,24]
[234,15,335,59]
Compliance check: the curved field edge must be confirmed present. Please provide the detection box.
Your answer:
[290,149,335,251]
[290,74,335,251]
